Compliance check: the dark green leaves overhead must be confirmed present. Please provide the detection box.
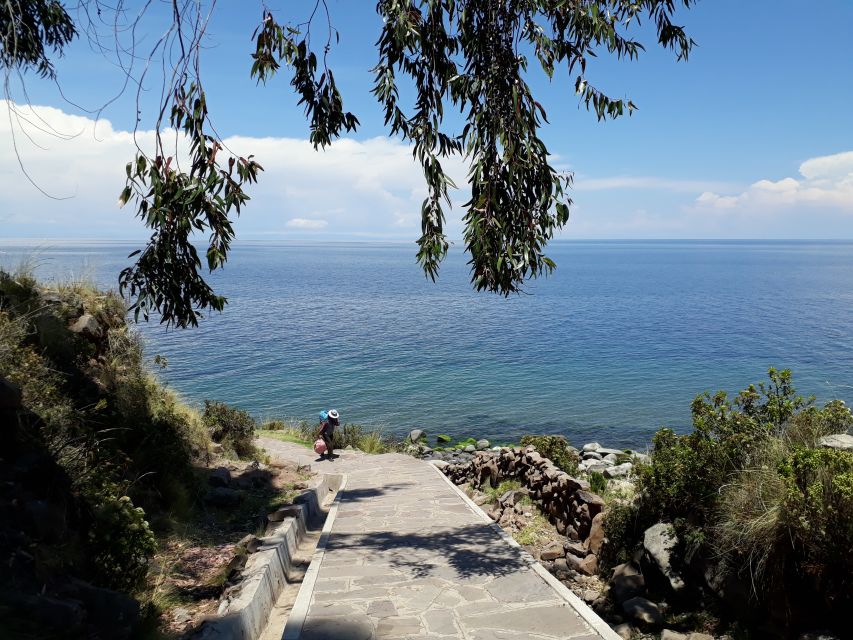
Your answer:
[118,82,262,328]
[373,0,695,295]
[0,0,76,79]
[6,1,696,327]
[251,10,359,149]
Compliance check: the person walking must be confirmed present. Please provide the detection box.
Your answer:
[318,409,340,460]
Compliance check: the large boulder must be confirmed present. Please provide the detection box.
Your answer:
[476,439,490,450]
[585,512,606,554]
[819,433,853,452]
[578,554,599,576]
[409,429,425,443]
[69,313,103,339]
[540,541,565,561]
[597,447,627,457]
[622,596,663,627]
[604,462,633,479]
[610,562,646,604]
[0,376,23,410]
[643,523,685,593]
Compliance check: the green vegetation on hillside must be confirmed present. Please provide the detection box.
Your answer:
[0,269,274,637]
[603,368,853,631]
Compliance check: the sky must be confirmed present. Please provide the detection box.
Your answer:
[2,0,852,242]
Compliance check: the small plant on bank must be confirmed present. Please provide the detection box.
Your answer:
[515,514,551,546]
[203,400,260,459]
[484,480,522,504]
[519,434,579,474]
[88,489,157,592]
[589,471,607,494]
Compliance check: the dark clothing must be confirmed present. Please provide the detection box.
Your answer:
[319,420,335,458]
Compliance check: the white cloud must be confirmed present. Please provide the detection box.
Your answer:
[286,218,328,229]
[6,101,852,242]
[694,150,853,213]
[0,101,469,240]
[575,176,736,193]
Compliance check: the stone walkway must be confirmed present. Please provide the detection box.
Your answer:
[260,437,615,640]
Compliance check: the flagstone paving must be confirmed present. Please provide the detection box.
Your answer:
[260,437,613,640]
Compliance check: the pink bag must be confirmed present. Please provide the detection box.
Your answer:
[314,438,327,455]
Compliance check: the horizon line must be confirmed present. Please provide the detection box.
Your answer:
[3,237,853,246]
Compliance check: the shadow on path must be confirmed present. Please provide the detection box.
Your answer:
[337,483,415,502]
[325,522,523,580]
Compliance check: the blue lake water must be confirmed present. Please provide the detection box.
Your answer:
[3,240,852,448]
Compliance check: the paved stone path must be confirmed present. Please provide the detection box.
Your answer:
[260,437,614,640]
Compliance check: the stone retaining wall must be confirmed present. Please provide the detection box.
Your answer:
[441,446,607,575]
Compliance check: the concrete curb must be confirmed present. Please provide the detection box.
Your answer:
[281,473,349,640]
[194,473,344,640]
[429,461,623,640]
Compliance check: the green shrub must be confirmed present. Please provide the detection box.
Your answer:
[331,423,402,453]
[87,489,157,592]
[0,272,223,607]
[639,368,810,526]
[519,434,578,474]
[262,419,287,431]
[202,400,258,459]
[633,368,853,627]
[779,446,853,602]
[589,471,607,494]
[600,501,652,570]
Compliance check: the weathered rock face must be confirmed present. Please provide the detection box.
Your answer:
[69,313,103,339]
[643,523,685,593]
[409,428,425,443]
[586,513,606,555]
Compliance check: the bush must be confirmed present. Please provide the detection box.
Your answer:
[202,400,258,459]
[601,500,653,570]
[332,423,401,453]
[630,368,853,631]
[639,368,810,526]
[589,471,607,494]
[779,446,853,605]
[87,490,157,592]
[519,434,578,474]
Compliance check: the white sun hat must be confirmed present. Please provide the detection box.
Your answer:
[328,409,340,420]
